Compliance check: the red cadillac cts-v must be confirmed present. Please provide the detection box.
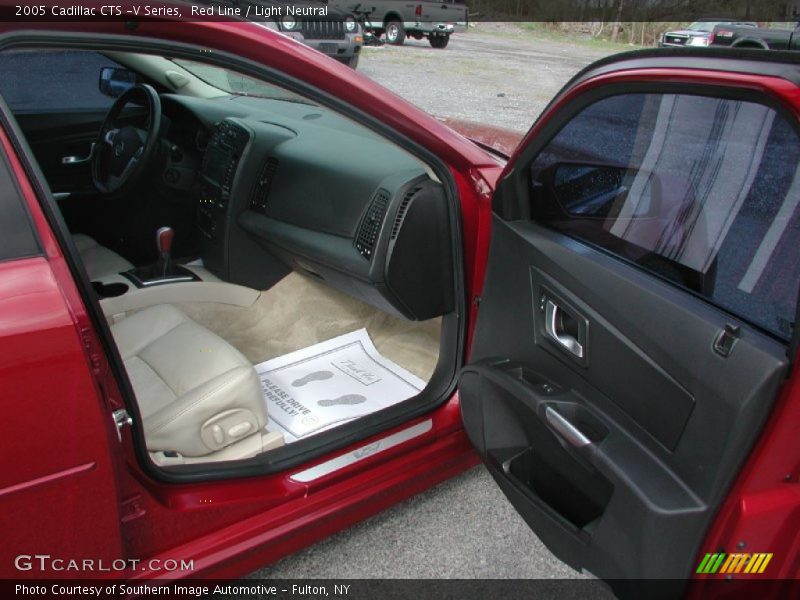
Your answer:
[0,7,799,598]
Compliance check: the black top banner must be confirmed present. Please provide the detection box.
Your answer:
[0,0,798,23]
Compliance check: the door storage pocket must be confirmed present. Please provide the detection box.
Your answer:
[460,365,613,536]
[504,445,613,530]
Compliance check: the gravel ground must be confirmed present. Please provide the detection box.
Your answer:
[252,27,629,584]
[358,23,619,132]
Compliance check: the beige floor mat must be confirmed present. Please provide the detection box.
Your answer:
[177,273,442,382]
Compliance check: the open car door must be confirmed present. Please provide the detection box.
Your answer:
[458,51,800,597]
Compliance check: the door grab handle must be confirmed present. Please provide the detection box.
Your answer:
[545,407,592,448]
[62,144,95,165]
[544,300,584,358]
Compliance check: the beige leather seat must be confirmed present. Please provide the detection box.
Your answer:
[73,234,133,280]
[111,304,281,463]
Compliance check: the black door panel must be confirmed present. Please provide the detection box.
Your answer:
[530,263,696,451]
[14,110,108,136]
[15,105,150,194]
[16,111,107,193]
[459,217,787,591]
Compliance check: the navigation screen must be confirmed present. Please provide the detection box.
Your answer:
[202,145,228,185]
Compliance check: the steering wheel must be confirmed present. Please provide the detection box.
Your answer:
[92,84,161,196]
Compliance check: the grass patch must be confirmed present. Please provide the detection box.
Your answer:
[476,22,643,51]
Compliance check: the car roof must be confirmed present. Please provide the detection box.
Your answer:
[569,47,800,89]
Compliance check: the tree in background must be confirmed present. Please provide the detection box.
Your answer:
[465,0,792,46]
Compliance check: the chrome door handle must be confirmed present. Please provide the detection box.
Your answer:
[62,144,95,165]
[545,300,584,358]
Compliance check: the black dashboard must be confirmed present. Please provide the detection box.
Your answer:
[159,94,454,321]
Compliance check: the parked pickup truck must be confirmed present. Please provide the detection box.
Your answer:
[333,0,468,48]
[659,20,757,48]
[710,21,800,50]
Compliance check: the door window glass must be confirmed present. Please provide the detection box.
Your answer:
[530,93,800,340]
[0,50,121,112]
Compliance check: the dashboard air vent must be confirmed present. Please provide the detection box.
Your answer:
[355,189,390,260]
[391,186,421,240]
[250,158,279,213]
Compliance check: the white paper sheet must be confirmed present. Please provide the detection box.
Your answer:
[255,329,426,443]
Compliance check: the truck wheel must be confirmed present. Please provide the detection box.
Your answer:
[385,21,406,45]
[429,34,450,49]
[347,54,360,69]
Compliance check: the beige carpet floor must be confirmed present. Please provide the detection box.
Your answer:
[177,273,442,383]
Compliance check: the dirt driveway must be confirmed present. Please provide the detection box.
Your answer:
[359,23,621,133]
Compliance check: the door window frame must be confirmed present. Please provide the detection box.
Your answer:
[0,138,40,261]
[0,29,468,484]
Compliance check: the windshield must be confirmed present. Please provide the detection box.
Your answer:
[687,22,720,32]
[171,58,316,104]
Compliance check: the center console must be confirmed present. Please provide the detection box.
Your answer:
[197,119,252,276]
[93,264,260,321]
[91,223,261,320]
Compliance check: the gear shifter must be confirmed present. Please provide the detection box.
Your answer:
[156,226,175,277]
[122,226,199,288]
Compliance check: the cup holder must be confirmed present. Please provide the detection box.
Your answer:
[91,281,129,298]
